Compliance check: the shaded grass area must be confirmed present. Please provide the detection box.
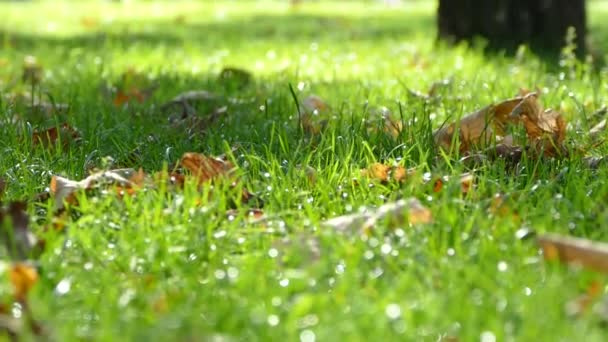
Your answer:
[1,1,608,341]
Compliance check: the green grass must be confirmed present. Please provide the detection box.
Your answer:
[2,0,608,341]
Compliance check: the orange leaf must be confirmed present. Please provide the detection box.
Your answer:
[180,152,235,185]
[10,263,38,301]
[32,123,80,149]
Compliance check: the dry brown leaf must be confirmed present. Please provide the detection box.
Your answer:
[323,198,432,235]
[589,119,607,138]
[299,95,330,135]
[32,123,80,149]
[180,153,235,185]
[538,234,608,273]
[50,168,138,210]
[361,163,413,183]
[434,92,567,157]
[9,263,38,302]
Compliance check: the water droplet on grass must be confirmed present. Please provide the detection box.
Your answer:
[497,261,508,272]
[267,315,280,326]
[55,278,72,296]
[300,330,316,342]
[279,278,289,287]
[385,303,401,319]
[480,331,496,342]
[214,270,226,280]
[268,247,278,258]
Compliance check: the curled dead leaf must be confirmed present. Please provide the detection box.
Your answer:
[361,163,413,183]
[323,198,432,235]
[434,92,567,158]
[32,123,80,149]
[50,168,138,210]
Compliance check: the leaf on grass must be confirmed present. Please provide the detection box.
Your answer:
[323,198,432,235]
[589,119,607,138]
[32,123,80,149]
[180,153,236,185]
[50,168,138,210]
[565,280,602,318]
[366,106,403,138]
[161,90,219,112]
[299,95,330,135]
[9,263,38,302]
[0,201,38,260]
[434,92,567,158]
[360,163,413,183]
[432,173,474,194]
[110,69,158,107]
[538,234,608,273]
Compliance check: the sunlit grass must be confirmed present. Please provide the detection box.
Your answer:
[1,1,608,341]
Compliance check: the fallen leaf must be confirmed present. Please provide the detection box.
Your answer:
[323,198,432,235]
[434,92,567,158]
[9,263,38,302]
[111,69,158,106]
[538,234,608,273]
[589,119,607,138]
[180,153,235,185]
[565,281,602,318]
[32,123,80,149]
[299,95,330,135]
[50,168,138,210]
[360,163,413,183]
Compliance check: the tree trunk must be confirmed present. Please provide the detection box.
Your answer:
[437,0,586,55]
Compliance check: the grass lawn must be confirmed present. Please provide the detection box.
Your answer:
[2,0,608,341]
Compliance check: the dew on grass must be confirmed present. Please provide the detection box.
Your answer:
[364,250,374,260]
[271,296,282,306]
[480,331,496,342]
[370,267,383,279]
[12,302,22,318]
[524,287,532,296]
[335,263,345,274]
[279,278,290,287]
[447,248,455,256]
[268,248,279,258]
[497,261,508,272]
[84,262,93,271]
[267,314,280,326]
[55,278,72,296]
[298,314,319,328]
[385,303,401,319]
[237,237,246,244]
[381,243,392,255]
[227,267,239,279]
[214,230,227,239]
[300,329,316,342]
[214,270,226,280]
[118,288,136,307]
